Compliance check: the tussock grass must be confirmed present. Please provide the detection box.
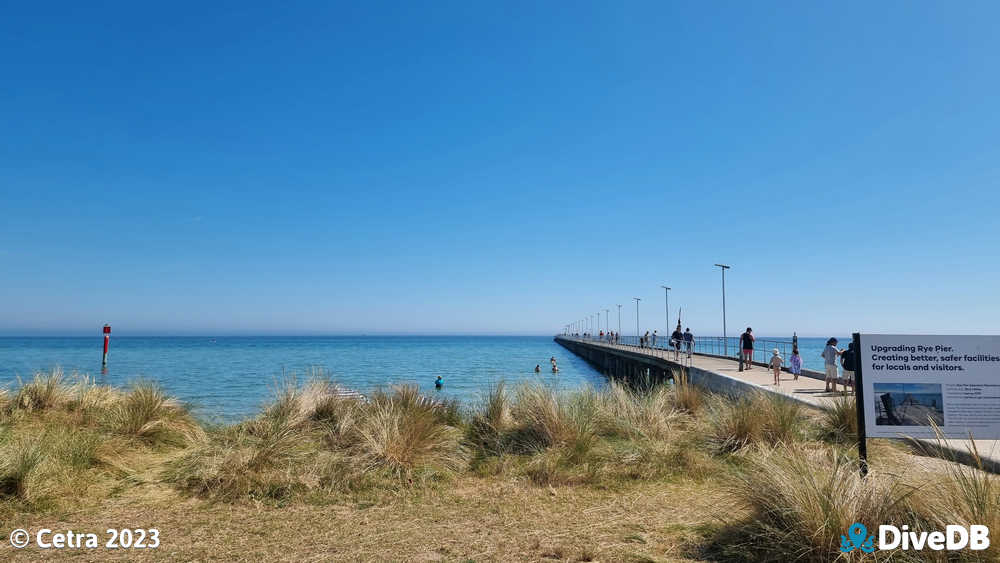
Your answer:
[0,435,46,500]
[355,385,468,479]
[818,395,858,444]
[707,392,804,453]
[9,367,1000,563]
[907,428,1000,561]
[595,382,680,442]
[468,381,716,485]
[165,422,315,501]
[13,369,73,412]
[102,381,198,445]
[721,445,917,562]
[468,382,513,456]
[167,381,467,500]
[673,382,704,414]
[511,383,598,460]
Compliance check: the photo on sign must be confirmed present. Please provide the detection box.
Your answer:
[873,383,944,426]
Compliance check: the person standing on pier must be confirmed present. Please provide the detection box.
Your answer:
[740,328,755,369]
[683,328,694,358]
[652,330,658,348]
[840,341,857,389]
[822,338,843,392]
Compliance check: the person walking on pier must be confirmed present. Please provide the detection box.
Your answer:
[822,337,843,392]
[769,348,783,385]
[789,346,802,381]
[652,330,658,348]
[740,328,755,369]
[683,328,694,358]
[671,326,684,361]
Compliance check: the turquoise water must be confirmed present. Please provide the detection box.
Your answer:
[0,336,605,422]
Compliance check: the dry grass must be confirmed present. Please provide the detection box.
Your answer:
[673,381,704,413]
[4,371,1000,561]
[165,382,467,500]
[2,477,726,562]
[12,369,73,412]
[706,391,805,453]
[718,445,918,562]
[817,394,858,444]
[102,382,199,446]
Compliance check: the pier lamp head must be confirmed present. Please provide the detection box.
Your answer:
[103,324,111,335]
[714,263,730,270]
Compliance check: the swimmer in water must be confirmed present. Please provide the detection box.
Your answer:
[551,365,559,373]
[435,375,443,388]
[534,364,541,373]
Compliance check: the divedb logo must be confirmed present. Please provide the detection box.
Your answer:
[840,522,990,552]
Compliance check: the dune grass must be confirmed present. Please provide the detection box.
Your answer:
[164,382,468,500]
[817,394,859,444]
[715,445,920,562]
[706,391,805,453]
[3,369,1000,561]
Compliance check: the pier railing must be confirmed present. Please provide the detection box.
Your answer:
[561,334,795,366]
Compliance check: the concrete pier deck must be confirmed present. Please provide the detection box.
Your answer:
[555,335,1000,472]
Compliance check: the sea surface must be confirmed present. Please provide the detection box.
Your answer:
[0,336,607,422]
[0,335,848,423]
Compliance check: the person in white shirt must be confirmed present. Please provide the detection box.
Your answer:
[821,338,843,392]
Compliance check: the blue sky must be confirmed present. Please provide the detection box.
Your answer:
[2,1,999,337]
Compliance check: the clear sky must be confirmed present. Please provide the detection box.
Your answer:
[2,1,999,337]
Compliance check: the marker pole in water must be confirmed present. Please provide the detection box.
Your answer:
[102,324,111,366]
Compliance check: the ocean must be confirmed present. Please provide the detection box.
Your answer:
[0,334,847,422]
[0,336,606,422]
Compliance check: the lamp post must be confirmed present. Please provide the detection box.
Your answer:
[714,264,731,356]
[616,304,622,337]
[633,297,641,344]
[660,285,670,335]
[604,309,610,334]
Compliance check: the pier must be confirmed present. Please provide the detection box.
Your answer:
[555,335,1000,473]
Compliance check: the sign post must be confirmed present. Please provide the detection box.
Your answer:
[852,333,868,477]
[854,333,1000,477]
[102,324,111,366]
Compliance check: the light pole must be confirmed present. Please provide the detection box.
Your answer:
[604,309,610,334]
[616,304,622,336]
[660,285,671,334]
[714,264,731,356]
[633,297,641,343]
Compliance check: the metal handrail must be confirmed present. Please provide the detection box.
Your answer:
[559,333,793,366]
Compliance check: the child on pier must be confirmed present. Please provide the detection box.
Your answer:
[789,347,802,381]
[769,348,783,385]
